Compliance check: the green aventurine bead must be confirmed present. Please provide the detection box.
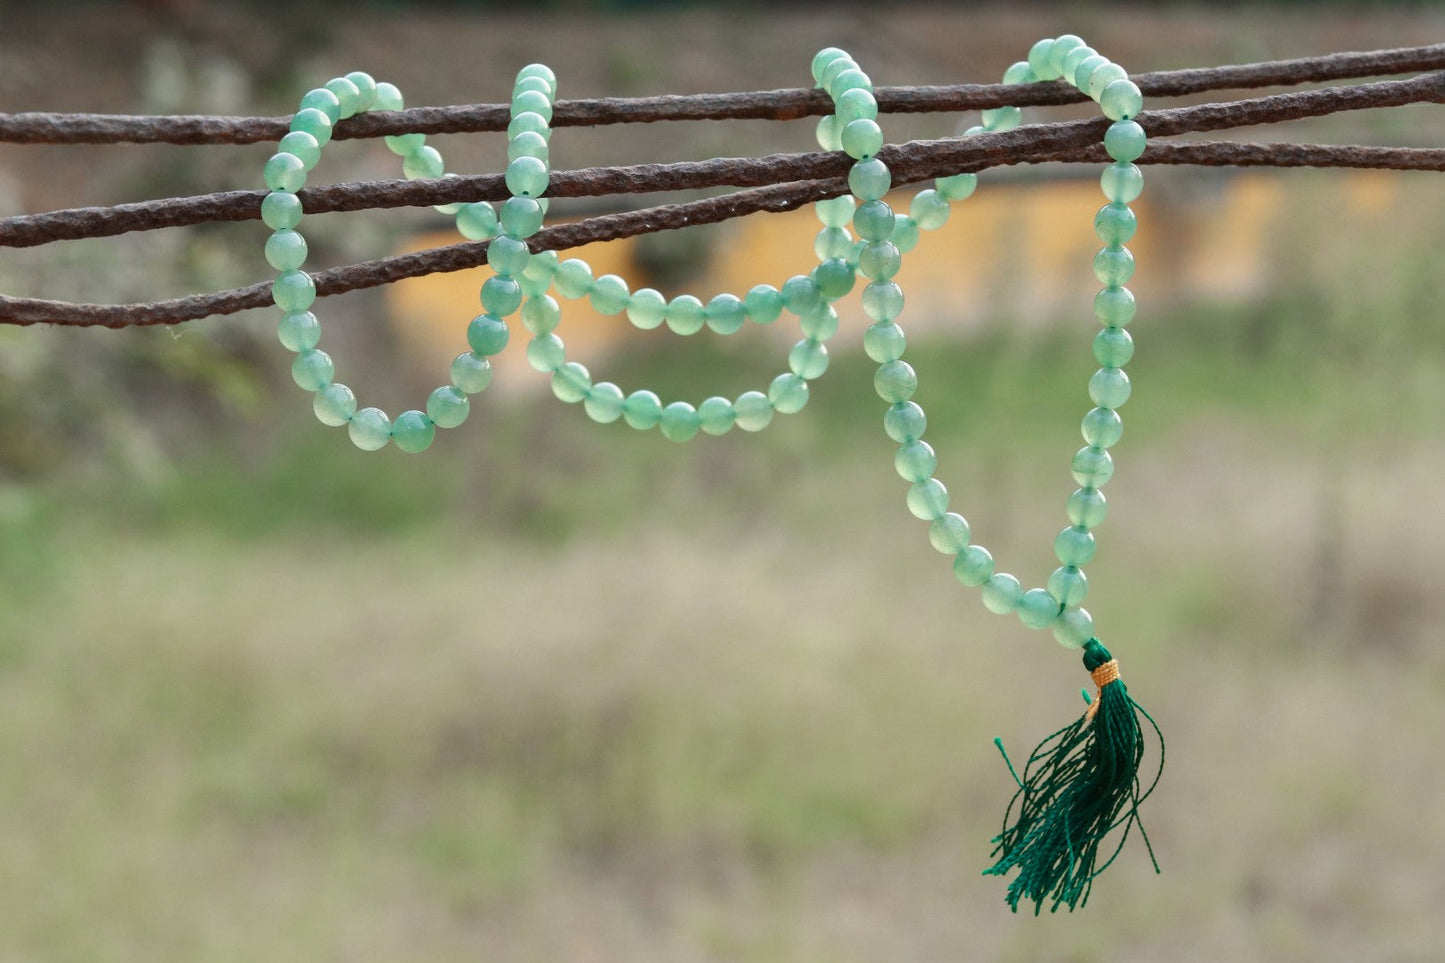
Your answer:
[289,107,333,147]
[1089,367,1132,408]
[1055,526,1098,566]
[1061,45,1097,81]
[1073,54,1109,92]
[659,402,700,442]
[466,314,510,356]
[953,544,995,587]
[313,383,356,426]
[1094,203,1137,245]
[1094,327,1135,367]
[906,478,948,520]
[1018,588,1061,629]
[706,294,746,334]
[487,235,530,276]
[890,216,920,254]
[277,311,320,352]
[1104,120,1147,163]
[345,72,377,110]
[1048,565,1089,606]
[299,87,341,122]
[982,106,1022,131]
[982,572,1024,613]
[391,410,435,453]
[936,172,977,201]
[862,282,904,322]
[929,513,970,554]
[884,401,926,443]
[815,226,854,260]
[526,333,566,372]
[1094,246,1135,285]
[789,339,830,379]
[894,440,937,482]
[507,111,550,142]
[451,352,493,394]
[864,322,906,363]
[815,195,856,228]
[1027,38,1061,81]
[769,373,809,414]
[1101,162,1144,203]
[1071,446,1115,488]
[385,131,425,156]
[1048,34,1085,73]
[552,362,591,403]
[828,68,872,100]
[1087,62,1130,101]
[480,276,523,316]
[853,200,894,241]
[512,89,553,122]
[813,258,855,300]
[744,285,784,324]
[799,306,839,341]
[812,47,850,84]
[841,118,884,160]
[553,259,593,299]
[457,202,498,240]
[272,271,315,312]
[733,391,774,431]
[1094,286,1137,326]
[627,288,667,329]
[1053,607,1096,649]
[505,156,549,197]
[590,275,630,315]
[697,396,735,435]
[1067,487,1108,528]
[782,275,821,315]
[1003,61,1034,85]
[403,145,445,180]
[348,407,391,451]
[513,76,552,99]
[522,295,560,334]
[623,390,663,430]
[372,82,404,111]
[584,382,625,423]
[1101,79,1144,121]
[816,115,843,151]
[910,190,950,231]
[835,87,877,123]
[874,361,917,403]
[848,159,891,201]
[820,56,859,91]
[515,63,556,93]
[426,385,469,429]
[278,131,320,170]
[1082,406,1124,448]
[264,153,306,192]
[261,192,303,231]
[666,295,706,336]
[858,241,901,281]
[501,197,544,237]
[508,130,549,162]
[291,349,333,390]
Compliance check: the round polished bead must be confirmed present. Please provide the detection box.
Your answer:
[768,373,810,414]
[789,339,830,379]
[345,71,377,110]
[954,545,995,587]
[782,275,821,315]
[874,360,917,403]
[500,197,544,237]
[894,440,937,482]
[507,130,549,162]
[291,348,334,390]
[666,295,706,335]
[584,382,625,423]
[910,190,951,231]
[1061,45,1098,81]
[890,216,920,253]
[659,402,700,442]
[301,85,342,121]
[272,270,316,312]
[1048,565,1089,606]
[289,107,333,147]
[697,396,736,435]
[863,321,906,363]
[906,478,948,520]
[1047,34,1086,73]
[798,305,840,343]
[858,241,901,282]
[348,407,391,451]
[1018,588,1061,629]
[862,281,904,322]
[511,89,553,122]
[853,200,895,242]
[815,195,856,228]
[1088,62,1130,101]
[456,202,498,240]
[981,106,1022,132]
[261,192,303,231]
[1002,61,1033,85]
[521,295,560,335]
[982,572,1025,613]
[391,410,435,453]
[813,258,856,300]
[512,76,553,99]
[1082,407,1124,448]
[815,115,843,151]
[841,118,884,159]
[277,310,320,352]
[1094,286,1137,326]
[884,401,926,443]
[480,276,524,316]
[627,288,667,329]
[372,82,403,111]
[811,47,851,84]
[733,390,774,431]
[936,172,977,201]
[1053,606,1096,649]
[507,111,549,142]
[1104,120,1147,163]
[1094,245,1135,286]
[706,293,747,334]
[466,314,510,356]
[278,130,320,171]
[1070,446,1115,488]
[820,57,859,91]
[1101,162,1144,203]
[815,226,854,260]
[313,383,356,426]
[1055,525,1098,566]
[589,274,630,315]
[264,153,306,192]
[401,145,444,180]
[1026,38,1061,81]
[1101,79,1143,120]
[519,250,557,297]
[487,235,530,277]
[451,352,493,394]
[526,333,566,372]
[553,259,593,299]
[1093,326,1135,367]
[744,285,784,324]
[425,385,469,429]
[552,362,591,403]
[828,67,872,100]
[505,155,549,197]
[1088,367,1132,408]
[622,390,663,430]
[835,87,877,123]
[1094,203,1137,245]
[516,63,557,92]
[928,512,970,554]
[848,158,891,201]
[1067,487,1109,529]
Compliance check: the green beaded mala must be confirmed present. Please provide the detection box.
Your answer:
[260,33,1162,914]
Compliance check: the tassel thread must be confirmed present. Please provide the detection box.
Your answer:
[983,639,1164,913]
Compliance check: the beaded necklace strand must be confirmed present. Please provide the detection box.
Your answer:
[260,34,1162,914]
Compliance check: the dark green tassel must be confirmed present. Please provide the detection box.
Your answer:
[983,639,1163,913]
